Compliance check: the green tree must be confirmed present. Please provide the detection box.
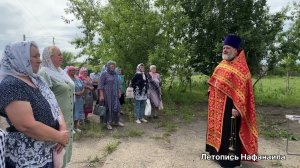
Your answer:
[276,2,300,90]
[65,0,162,78]
[62,51,76,68]
[181,0,286,76]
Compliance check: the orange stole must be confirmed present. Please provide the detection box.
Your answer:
[206,50,258,156]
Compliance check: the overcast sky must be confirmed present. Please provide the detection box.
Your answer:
[0,0,299,58]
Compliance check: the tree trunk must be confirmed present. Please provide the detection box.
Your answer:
[168,69,176,91]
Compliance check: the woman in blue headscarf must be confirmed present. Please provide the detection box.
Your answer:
[0,41,68,167]
[98,61,124,130]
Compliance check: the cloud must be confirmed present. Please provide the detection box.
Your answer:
[267,0,299,13]
[0,0,299,58]
[0,0,82,55]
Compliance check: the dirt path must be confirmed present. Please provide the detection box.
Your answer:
[1,106,300,168]
[66,106,300,168]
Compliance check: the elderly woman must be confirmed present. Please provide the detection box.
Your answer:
[98,61,124,130]
[131,63,149,124]
[148,65,162,118]
[78,67,94,123]
[67,66,85,133]
[0,41,68,167]
[39,45,75,167]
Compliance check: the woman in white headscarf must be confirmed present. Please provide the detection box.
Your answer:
[39,45,75,167]
[131,63,149,124]
[0,41,68,167]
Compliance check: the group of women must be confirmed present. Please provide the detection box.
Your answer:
[0,40,162,167]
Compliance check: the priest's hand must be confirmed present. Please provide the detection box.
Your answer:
[232,109,240,117]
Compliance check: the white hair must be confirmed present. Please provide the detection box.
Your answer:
[150,65,156,70]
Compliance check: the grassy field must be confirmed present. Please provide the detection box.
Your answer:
[254,76,300,107]
[185,75,300,108]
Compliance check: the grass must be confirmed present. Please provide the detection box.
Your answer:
[253,76,300,107]
[73,122,104,141]
[105,140,121,154]
[112,129,144,139]
[87,155,101,164]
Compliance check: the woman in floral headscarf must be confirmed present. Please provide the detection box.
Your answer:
[98,61,124,130]
[78,67,94,123]
[0,41,68,167]
[39,45,74,167]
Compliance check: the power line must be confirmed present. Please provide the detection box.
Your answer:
[15,0,49,35]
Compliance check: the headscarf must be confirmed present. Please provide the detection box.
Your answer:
[67,66,76,76]
[0,41,61,121]
[40,46,74,85]
[79,67,88,78]
[136,63,146,80]
[101,64,107,73]
[106,60,117,75]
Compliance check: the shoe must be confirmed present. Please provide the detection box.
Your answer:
[117,122,125,127]
[107,124,113,130]
[136,119,141,124]
[75,128,82,133]
[141,118,148,123]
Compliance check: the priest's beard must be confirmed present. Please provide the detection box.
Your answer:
[222,53,235,61]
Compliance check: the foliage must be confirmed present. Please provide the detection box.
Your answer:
[276,3,300,74]
[65,0,162,78]
[181,0,286,76]
[62,51,77,68]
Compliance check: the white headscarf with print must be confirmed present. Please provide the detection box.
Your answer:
[0,41,61,121]
[40,45,74,86]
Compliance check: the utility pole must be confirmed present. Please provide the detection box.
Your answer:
[53,37,55,45]
[23,34,26,41]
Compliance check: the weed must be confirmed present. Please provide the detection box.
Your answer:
[73,122,104,141]
[106,140,121,154]
[128,129,144,137]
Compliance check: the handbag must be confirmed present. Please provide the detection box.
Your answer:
[125,86,134,99]
[93,103,106,116]
[144,99,151,116]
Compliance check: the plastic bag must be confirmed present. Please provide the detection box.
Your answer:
[126,87,134,99]
[145,99,151,116]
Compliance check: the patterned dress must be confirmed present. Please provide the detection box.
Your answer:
[98,71,121,124]
[148,73,161,108]
[0,76,59,168]
[80,76,94,117]
[39,69,75,167]
[0,128,6,168]
[73,78,84,121]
